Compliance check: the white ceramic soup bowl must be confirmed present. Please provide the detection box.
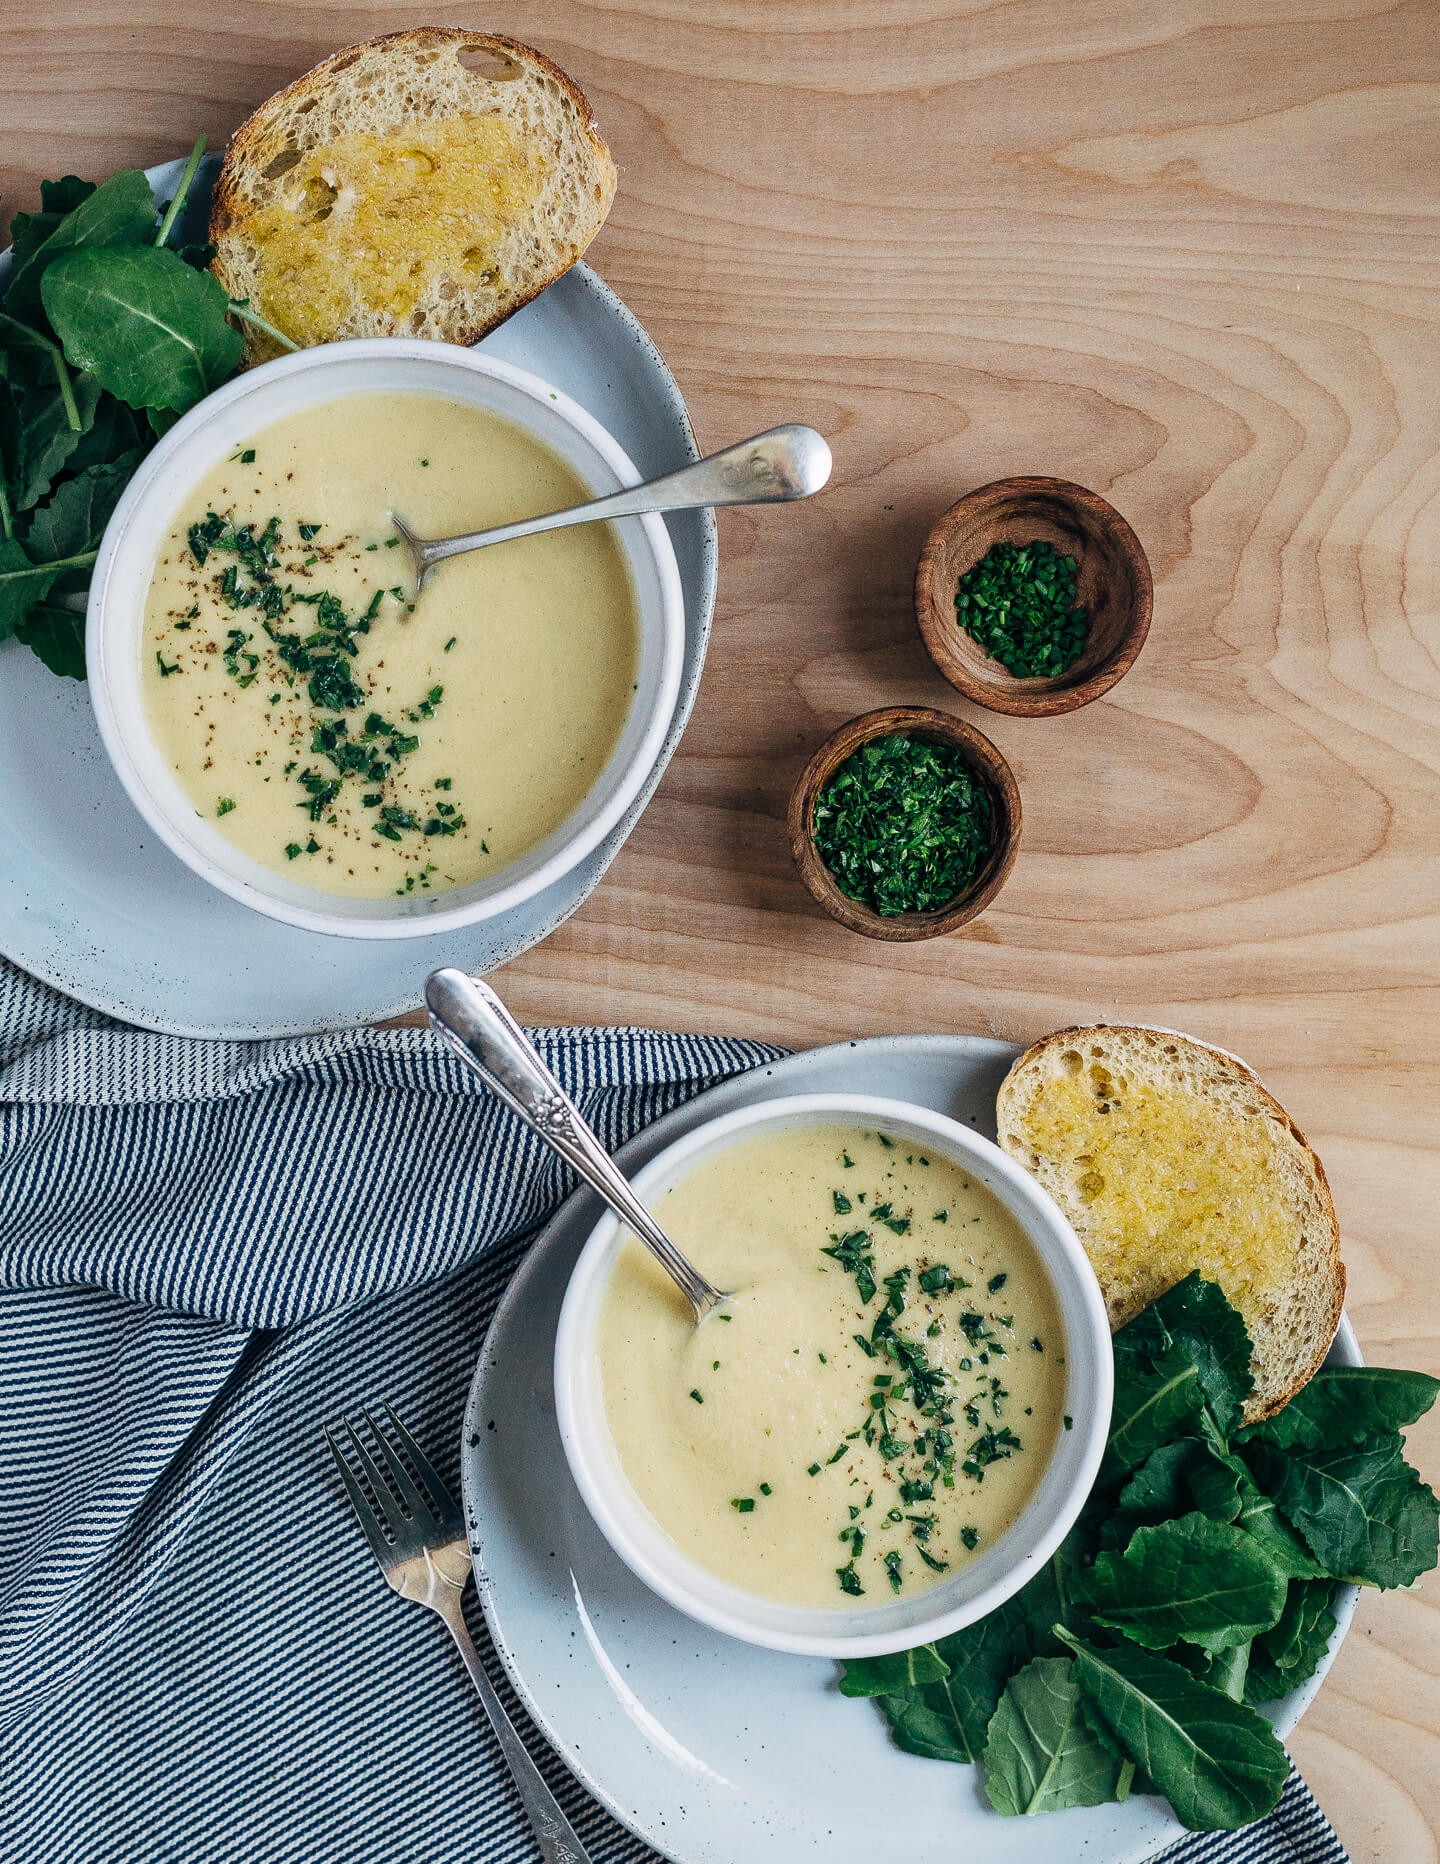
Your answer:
[87,339,685,939]
[555,1092,1112,1659]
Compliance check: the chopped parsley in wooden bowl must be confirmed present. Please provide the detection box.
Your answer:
[788,706,1020,941]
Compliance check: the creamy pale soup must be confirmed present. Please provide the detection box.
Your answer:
[142,394,637,898]
[596,1125,1067,1610]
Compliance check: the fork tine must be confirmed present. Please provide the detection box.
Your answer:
[383,1402,466,1537]
[361,1407,435,1526]
[343,1420,410,1538]
[324,1426,394,1563]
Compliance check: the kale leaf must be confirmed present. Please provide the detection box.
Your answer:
[42,245,242,414]
[983,1656,1125,1816]
[4,168,158,320]
[1248,1435,1439,1589]
[1238,1367,1440,1454]
[1057,1630,1290,1832]
[1,138,244,679]
[1114,1271,1255,1437]
[1081,1514,1287,1653]
[838,1643,949,1697]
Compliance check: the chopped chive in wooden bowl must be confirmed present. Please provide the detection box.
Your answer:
[914,478,1152,718]
[954,538,1086,679]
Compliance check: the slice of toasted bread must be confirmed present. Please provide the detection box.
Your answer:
[996,1024,1343,1423]
[210,29,616,361]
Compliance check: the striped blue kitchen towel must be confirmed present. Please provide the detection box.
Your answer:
[0,959,1348,1863]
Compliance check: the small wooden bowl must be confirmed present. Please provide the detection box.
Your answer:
[788,706,1021,941]
[915,477,1152,717]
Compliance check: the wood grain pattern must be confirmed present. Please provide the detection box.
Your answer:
[5,4,1438,1854]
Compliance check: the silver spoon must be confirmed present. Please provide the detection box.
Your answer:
[425,968,729,1324]
[393,424,831,590]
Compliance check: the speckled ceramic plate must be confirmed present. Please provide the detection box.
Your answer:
[461,1034,1359,1864]
[0,155,715,1036]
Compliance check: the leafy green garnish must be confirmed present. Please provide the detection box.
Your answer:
[5,168,159,319]
[1055,1629,1290,1832]
[1246,1435,1438,1589]
[982,1656,1125,1816]
[1114,1272,1255,1437]
[839,1645,948,1696]
[1082,1515,1287,1653]
[843,1274,1439,1833]
[12,601,85,677]
[1238,1367,1440,1453]
[42,244,242,414]
[1104,1341,1207,1477]
[1244,1578,1338,1704]
[0,139,253,678]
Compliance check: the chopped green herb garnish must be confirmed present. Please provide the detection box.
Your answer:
[988,1273,1008,1293]
[812,735,995,917]
[962,1424,1023,1481]
[156,652,180,677]
[215,797,235,817]
[953,536,1087,679]
[821,1229,876,1304]
[832,1189,852,1214]
[731,1497,755,1514]
[808,1462,823,1477]
[959,1525,979,1550]
[689,1389,704,1404]
[758,1482,772,1496]
[884,1550,903,1593]
[836,1561,864,1597]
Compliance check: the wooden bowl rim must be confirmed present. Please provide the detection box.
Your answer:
[914,476,1153,718]
[787,705,1022,942]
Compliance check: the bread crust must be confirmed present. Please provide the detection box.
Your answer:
[997,1023,1344,1422]
[210,28,616,353]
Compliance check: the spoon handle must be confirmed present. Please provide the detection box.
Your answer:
[410,425,831,572]
[424,969,726,1321]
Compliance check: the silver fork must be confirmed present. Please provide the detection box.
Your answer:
[324,1405,593,1864]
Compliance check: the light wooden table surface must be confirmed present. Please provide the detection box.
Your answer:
[6,2,1437,1854]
